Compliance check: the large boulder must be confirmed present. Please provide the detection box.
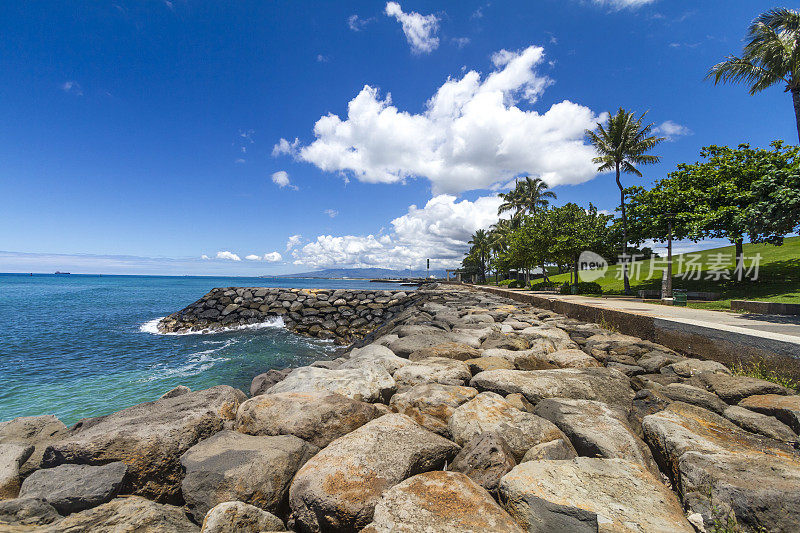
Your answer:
[482,341,558,369]
[265,366,395,403]
[389,384,478,436]
[250,369,292,396]
[723,405,797,442]
[42,496,199,532]
[470,367,635,409]
[180,431,317,522]
[361,471,523,533]
[739,393,800,433]
[498,458,694,533]
[533,398,657,474]
[660,383,728,414]
[663,358,730,377]
[288,413,460,532]
[0,444,33,500]
[389,333,479,358]
[338,344,409,374]
[236,392,381,447]
[0,497,61,528]
[643,402,800,532]
[448,392,571,461]
[393,357,472,388]
[536,349,601,369]
[19,462,127,514]
[697,373,793,404]
[201,501,285,533]
[0,415,68,476]
[408,342,481,362]
[449,432,517,492]
[41,385,245,503]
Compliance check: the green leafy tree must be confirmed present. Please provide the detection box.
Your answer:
[586,109,664,293]
[707,8,800,142]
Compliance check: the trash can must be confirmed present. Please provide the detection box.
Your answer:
[673,289,687,307]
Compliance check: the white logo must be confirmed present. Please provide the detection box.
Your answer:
[578,251,608,282]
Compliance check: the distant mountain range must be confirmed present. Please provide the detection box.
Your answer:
[267,267,448,279]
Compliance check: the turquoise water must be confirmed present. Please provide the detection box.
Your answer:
[0,273,409,426]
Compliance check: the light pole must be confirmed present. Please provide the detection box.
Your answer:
[663,212,675,299]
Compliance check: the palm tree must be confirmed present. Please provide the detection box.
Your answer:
[498,177,556,221]
[707,8,800,142]
[586,109,663,293]
[468,229,489,283]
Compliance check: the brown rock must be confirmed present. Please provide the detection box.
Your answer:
[449,433,517,492]
[389,384,478,436]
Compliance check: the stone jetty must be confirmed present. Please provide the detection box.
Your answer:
[2,283,800,532]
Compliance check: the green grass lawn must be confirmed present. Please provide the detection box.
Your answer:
[542,236,800,307]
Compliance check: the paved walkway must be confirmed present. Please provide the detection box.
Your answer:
[479,287,800,354]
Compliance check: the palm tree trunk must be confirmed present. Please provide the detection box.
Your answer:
[734,238,744,281]
[616,162,631,294]
[793,88,800,144]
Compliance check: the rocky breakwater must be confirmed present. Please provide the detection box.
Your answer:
[158,287,414,344]
[2,284,800,532]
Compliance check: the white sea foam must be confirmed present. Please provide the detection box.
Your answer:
[141,341,234,381]
[139,316,286,336]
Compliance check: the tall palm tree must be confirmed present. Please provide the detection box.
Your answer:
[707,8,800,142]
[497,177,556,221]
[468,229,489,282]
[586,109,663,293]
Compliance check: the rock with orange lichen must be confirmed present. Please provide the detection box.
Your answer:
[388,384,478,436]
[643,401,800,532]
[448,392,572,461]
[498,458,694,533]
[41,385,246,504]
[288,413,460,533]
[361,471,523,533]
[180,431,317,523]
[236,391,382,447]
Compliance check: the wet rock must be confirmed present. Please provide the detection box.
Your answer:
[448,393,571,461]
[498,458,694,533]
[0,415,68,476]
[42,385,245,503]
[250,369,292,396]
[465,356,514,374]
[266,365,395,403]
[533,398,657,474]
[697,372,793,404]
[408,342,481,362]
[338,344,409,374]
[643,402,800,532]
[660,383,728,414]
[44,496,199,532]
[288,413,460,533]
[739,393,800,433]
[663,358,731,378]
[521,439,577,462]
[723,405,797,442]
[201,501,285,533]
[181,431,318,522]
[449,432,517,492]
[470,367,635,409]
[0,497,61,527]
[0,444,33,499]
[19,462,127,514]
[393,357,472,388]
[361,471,523,533]
[389,384,478,436]
[236,391,381,448]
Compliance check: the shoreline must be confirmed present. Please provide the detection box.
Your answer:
[1,283,799,532]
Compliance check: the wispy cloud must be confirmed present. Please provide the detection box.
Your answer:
[324,209,338,218]
[653,120,693,141]
[452,37,470,49]
[590,0,657,10]
[272,170,298,190]
[316,54,329,63]
[348,14,373,32]
[61,81,83,96]
[384,2,440,54]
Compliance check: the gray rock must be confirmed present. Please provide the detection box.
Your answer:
[181,431,318,522]
[408,342,481,362]
[19,462,127,514]
[266,365,396,403]
[42,496,199,532]
[389,384,478,436]
[739,393,800,433]
[448,393,572,461]
[339,344,409,374]
[160,385,191,399]
[661,383,728,414]
[697,372,793,404]
[288,413,460,533]
[361,471,523,533]
[480,335,531,351]
[0,443,33,499]
[723,405,797,442]
[465,356,515,374]
[0,497,61,527]
[250,369,291,396]
[533,398,658,474]
[643,402,800,533]
[470,367,635,409]
[521,439,577,462]
[236,391,381,447]
[42,385,246,503]
[201,501,285,533]
[449,432,517,492]
[498,458,694,533]
[663,358,731,377]
[0,415,68,476]
[393,357,472,388]
[389,333,479,358]
[606,362,646,376]
[637,351,685,373]
[538,348,602,369]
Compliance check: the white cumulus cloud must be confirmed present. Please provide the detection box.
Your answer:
[245,254,261,261]
[653,120,693,141]
[271,170,297,190]
[263,252,282,262]
[276,45,603,194]
[216,251,241,261]
[384,2,440,54]
[291,194,503,269]
[286,234,303,251]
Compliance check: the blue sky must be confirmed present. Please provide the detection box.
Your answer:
[0,0,792,275]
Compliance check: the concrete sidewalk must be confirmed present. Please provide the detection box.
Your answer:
[474,286,800,371]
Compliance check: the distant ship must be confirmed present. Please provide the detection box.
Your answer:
[54,271,71,275]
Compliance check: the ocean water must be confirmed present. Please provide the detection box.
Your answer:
[0,273,411,426]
